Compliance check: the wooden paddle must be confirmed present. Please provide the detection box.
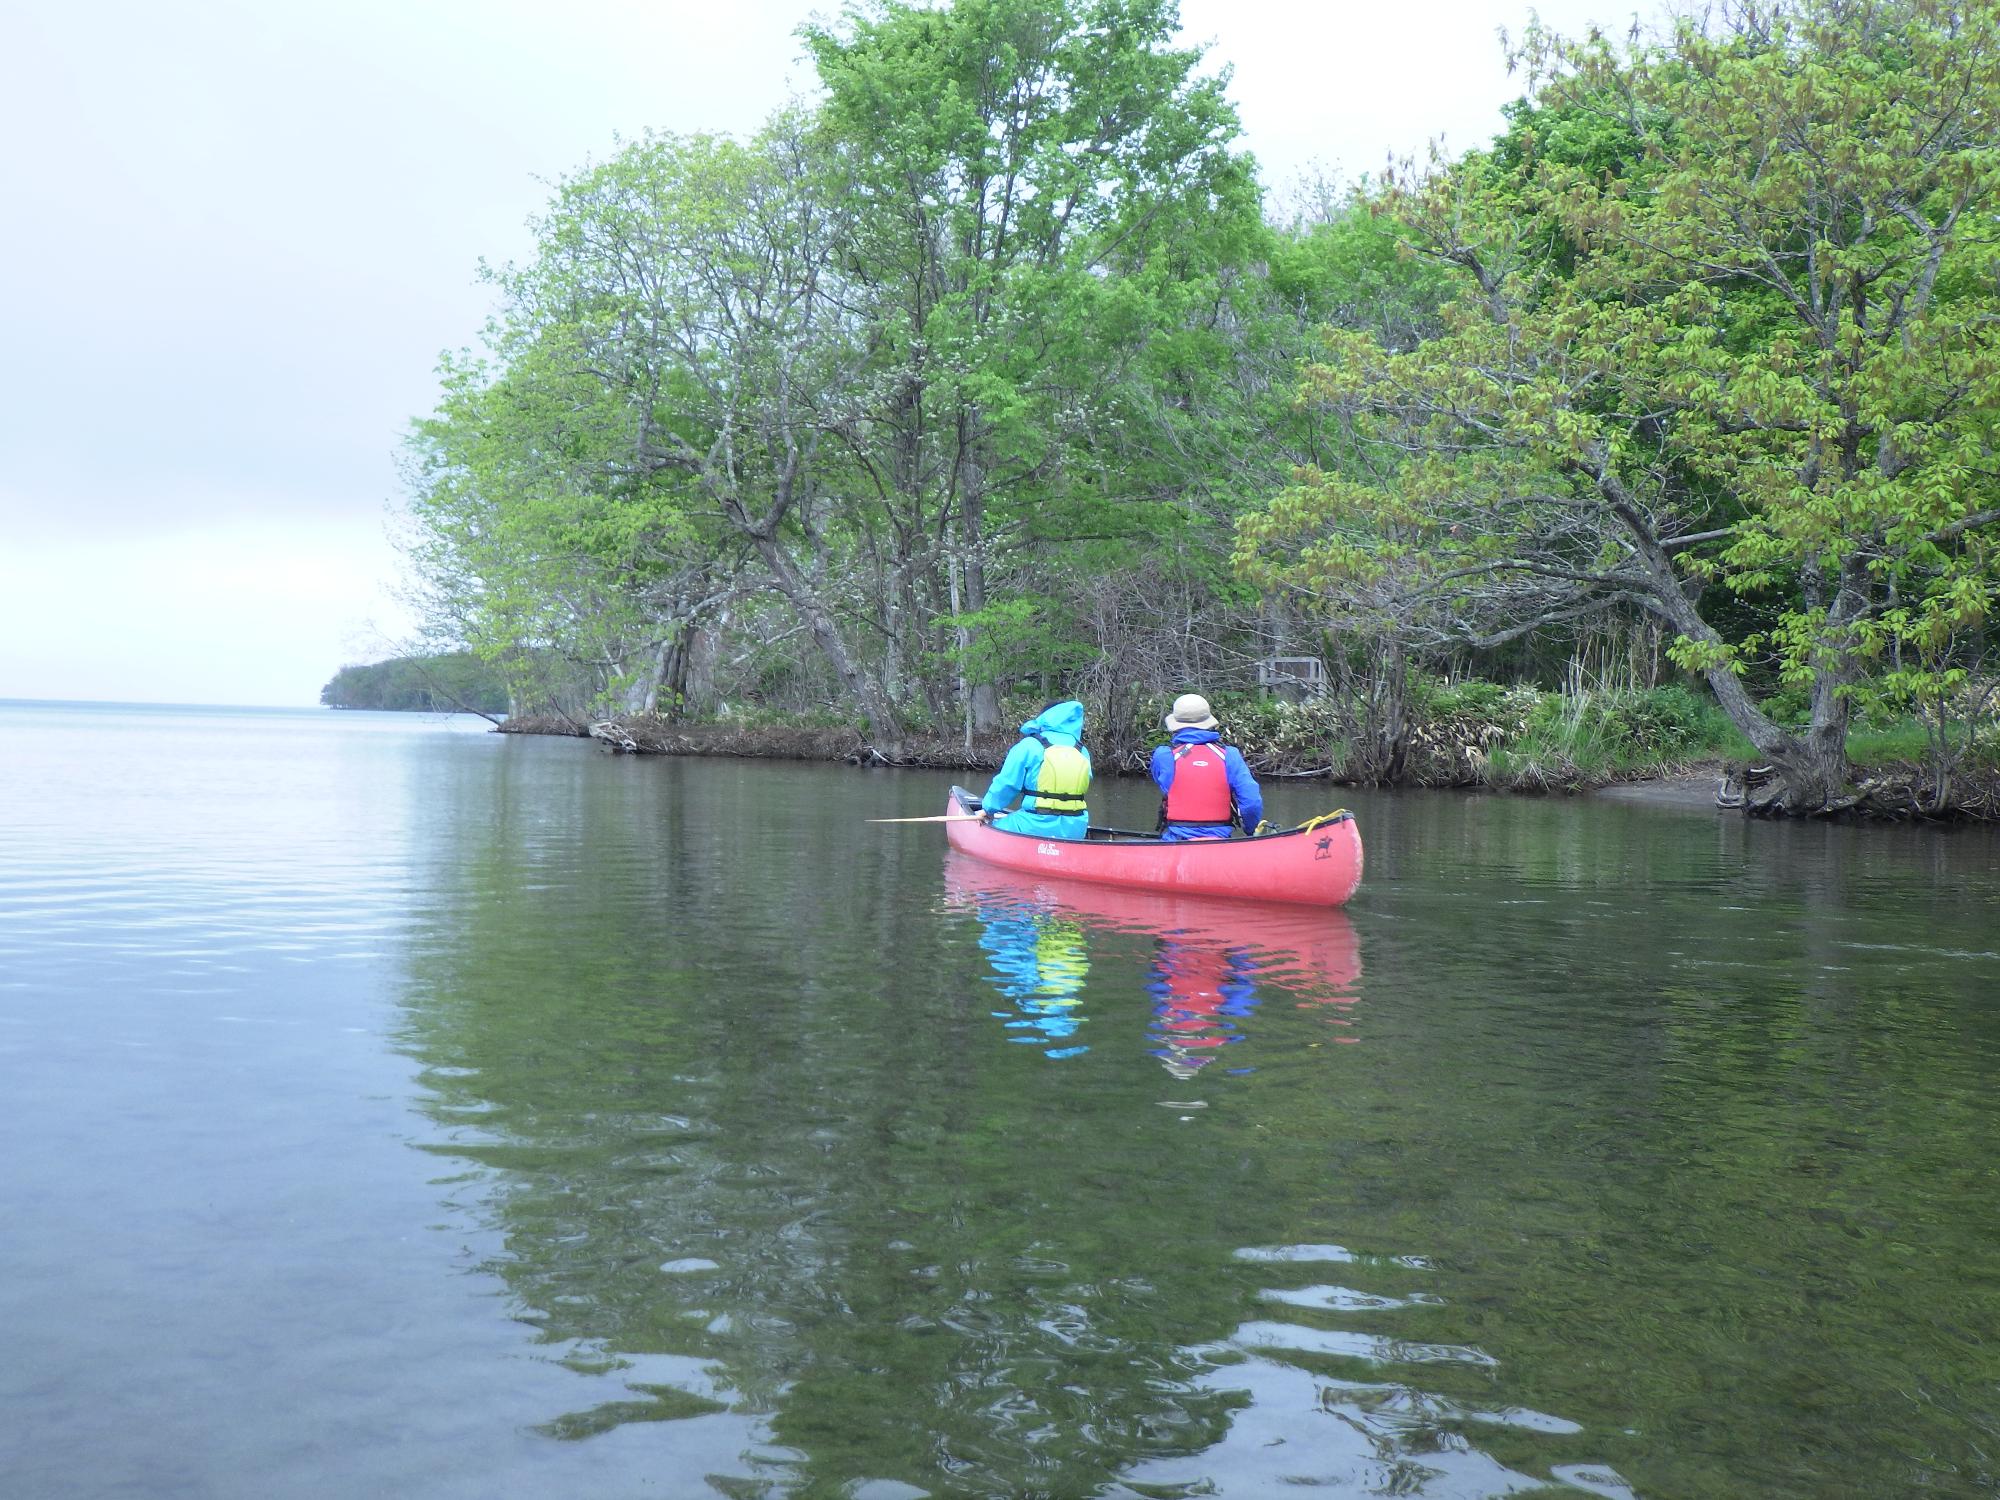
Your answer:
[866,813,986,823]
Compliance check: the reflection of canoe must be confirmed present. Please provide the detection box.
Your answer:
[944,787,1364,907]
[942,853,1362,999]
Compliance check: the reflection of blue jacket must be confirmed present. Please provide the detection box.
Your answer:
[1149,727,1263,841]
[978,905,1090,1059]
[981,700,1091,840]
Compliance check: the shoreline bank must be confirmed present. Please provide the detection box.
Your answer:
[497,713,1735,805]
[497,713,2000,822]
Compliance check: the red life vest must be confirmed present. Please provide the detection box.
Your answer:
[1163,742,1235,824]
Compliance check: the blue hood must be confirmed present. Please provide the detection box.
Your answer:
[1022,700,1085,745]
[1169,726,1221,746]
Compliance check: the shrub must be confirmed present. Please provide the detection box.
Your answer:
[1510,685,1737,770]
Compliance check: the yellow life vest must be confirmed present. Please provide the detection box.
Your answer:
[1029,740,1091,816]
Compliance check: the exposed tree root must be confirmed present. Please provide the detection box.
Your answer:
[1728,760,2000,821]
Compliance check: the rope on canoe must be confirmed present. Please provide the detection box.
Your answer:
[1295,809,1353,833]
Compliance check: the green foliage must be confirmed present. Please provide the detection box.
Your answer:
[320,653,508,714]
[938,597,1097,686]
[1847,716,2000,771]
[1408,675,1531,724]
[1483,686,1753,788]
[1411,680,1544,777]
[1511,685,1744,767]
[1265,198,1453,346]
[1235,0,2000,807]
[1120,677,1744,785]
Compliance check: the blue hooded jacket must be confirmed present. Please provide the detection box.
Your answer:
[1148,726,1264,841]
[981,700,1091,840]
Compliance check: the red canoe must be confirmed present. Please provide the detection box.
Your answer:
[942,786,1363,907]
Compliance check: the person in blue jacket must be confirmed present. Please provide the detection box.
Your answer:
[1149,693,1264,842]
[977,700,1092,839]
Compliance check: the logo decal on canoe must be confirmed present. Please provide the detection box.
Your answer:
[1036,842,1062,856]
[1314,836,1333,860]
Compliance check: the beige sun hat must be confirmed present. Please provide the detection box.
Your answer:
[1163,692,1218,731]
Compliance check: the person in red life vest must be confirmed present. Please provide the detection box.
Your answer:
[1149,693,1264,842]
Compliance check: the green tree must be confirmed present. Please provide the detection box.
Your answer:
[408,122,900,737]
[803,0,1257,732]
[403,340,741,721]
[1240,0,2000,812]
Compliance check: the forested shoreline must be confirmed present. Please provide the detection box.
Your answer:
[321,653,508,714]
[400,0,2000,819]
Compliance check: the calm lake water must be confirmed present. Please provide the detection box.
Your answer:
[3,700,1998,1498]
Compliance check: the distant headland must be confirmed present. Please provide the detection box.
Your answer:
[320,653,507,715]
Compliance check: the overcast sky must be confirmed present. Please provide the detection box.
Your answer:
[0,0,1642,706]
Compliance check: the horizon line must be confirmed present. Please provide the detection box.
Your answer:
[1,695,327,711]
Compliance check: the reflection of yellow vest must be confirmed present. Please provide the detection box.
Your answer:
[1030,742,1091,816]
[1035,921,1088,998]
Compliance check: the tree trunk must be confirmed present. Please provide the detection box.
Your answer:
[1372,639,1411,785]
[1586,456,1849,815]
[947,551,973,750]
[660,631,690,721]
[620,637,676,716]
[1746,662,1854,814]
[685,611,723,717]
[958,452,1003,734]
[1694,658,1860,815]
[619,672,653,716]
[753,536,903,753]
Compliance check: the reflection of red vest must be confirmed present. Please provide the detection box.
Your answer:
[1164,743,1234,824]
[1154,948,1231,1039]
